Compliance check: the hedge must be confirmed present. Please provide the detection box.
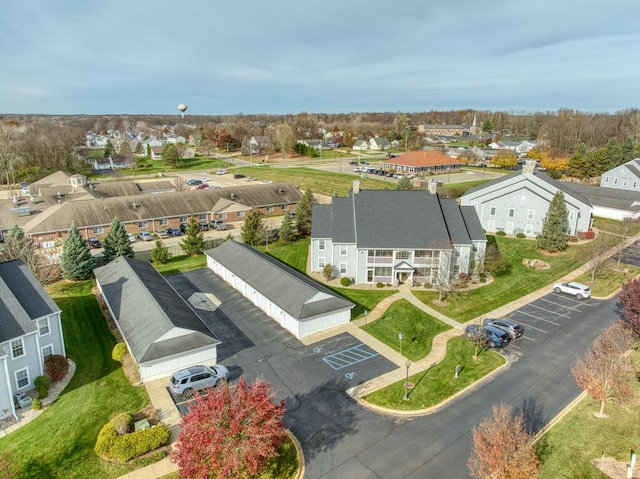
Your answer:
[112,343,127,363]
[95,414,171,463]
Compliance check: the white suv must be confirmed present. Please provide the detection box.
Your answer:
[552,281,591,299]
[169,365,229,397]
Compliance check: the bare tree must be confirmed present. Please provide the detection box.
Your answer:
[583,232,615,283]
[465,319,487,360]
[612,217,636,268]
[172,175,190,191]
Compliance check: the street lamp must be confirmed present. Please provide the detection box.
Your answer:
[399,332,403,356]
[364,309,368,326]
[403,360,410,401]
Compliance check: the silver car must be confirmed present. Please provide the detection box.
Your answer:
[483,318,524,339]
[169,365,229,397]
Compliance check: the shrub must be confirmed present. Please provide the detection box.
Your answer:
[111,412,133,436]
[584,230,596,240]
[340,277,351,286]
[32,398,42,410]
[413,282,421,287]
[458,272,469,282]
[34,375,51,399]
[322,264,333,281]
[546,169,562,179]
[495,230,507,236]
[112,343,127,363]
[515,233,526,239]
[95,416,171,463]
[376,282,383,288]
[44,355,69,381]
[568,235,579,242]
[424,283,432,289]
[386,283,392,287]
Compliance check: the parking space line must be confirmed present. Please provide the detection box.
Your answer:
[526,304,572,319]
[515,310,560,326]
[539,297,594,311]
[322,344,379,370]
[511,320,548,334]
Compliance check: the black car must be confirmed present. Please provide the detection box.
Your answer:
[167,227,181,237]
[349,161,358,165]
[88,237,102,248]
[360,160,368,165]
[233,173,246,179]
[179,223,189,234]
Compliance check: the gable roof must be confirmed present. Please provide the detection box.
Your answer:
[205,241,353,320]
[94,256,219,365]
[0,259,60,343]
[565,183,640,212]
[604,158,640,180]
[384,150,462,168]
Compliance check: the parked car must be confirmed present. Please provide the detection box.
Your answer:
[483,318,524,339]
[552,281,591,299]
[360,160,368,165]
[156,229,169,238]
[88,237,102,248]
[209,219,226,230]
[179,223,189,234]
[167,227,181,237]
[233,173,245,179]
[169,365,229,398]
[244,177,256,182]
[465,324,510,348]
[196,183,210,189]
[349,161,358,165]
[261,180,273,184]
[198,221,210,231]
[127,233,137,243]
[216,170,228,175]
[138,231,153,241]
[186,179,202,186]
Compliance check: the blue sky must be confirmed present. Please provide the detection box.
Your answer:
[1,1,639,115]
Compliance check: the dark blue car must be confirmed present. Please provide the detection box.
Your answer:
[167,227,181,237]
[465,324,510,348]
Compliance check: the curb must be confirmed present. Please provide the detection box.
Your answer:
[287,428,306,479]
[534,390,588,442]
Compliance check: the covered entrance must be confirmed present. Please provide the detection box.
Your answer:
[393,261,415,285]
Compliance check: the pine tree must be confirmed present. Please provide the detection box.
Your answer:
[60,224,96,280]
[102,218,134,263]
[162,144,183,168]
[180,215,204,255]
[537,191,568,253]
[278,211,297,242]
[241,209,264,246]
[396,176,413,190]
[296,189,316,237]
[622,137,636,162]
[103,139,113,158]
[151,239,169,264]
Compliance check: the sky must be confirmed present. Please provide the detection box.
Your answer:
[1,1,639,116]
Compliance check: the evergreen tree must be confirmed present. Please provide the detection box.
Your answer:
[605,138,623,169]
[151,239,169,264]
[60,224,96,280]
[396,176,413,190]
[103,139,113,158]
[180,215,204,255]
[162,144,183,168]
[296,189,316,237]
[537,191,569,253]
[242,209,264,246]
[278,211,297,242]
[102,218,134,263]
[622,137,636,162]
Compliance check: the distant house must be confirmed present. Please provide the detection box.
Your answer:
[460,160,593,237]
[0,260,66,420]
[94,256,221,381]
[297,139,329,151]
[352,139,368,151]
[600,158,640,192]
[205,240,353,339]
[489,140,537,156]
[165,134,186,144]
[244,136,273,156]
[383,150,462,176]
[140,137,165,156]
[369,137,391,150]
[311,183,487,285]
[149,146,163,160]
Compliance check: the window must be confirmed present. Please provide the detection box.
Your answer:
[623,179,628,186]
[487,220,495,231]
[42,344,54,359]
[527,209,535,220]
[92,226,103,234]
[159,218,168,226]
[318,257,326,268]
[340,244,347,256]
[508,208,515,218]
[634,181,638,189]
[525,224,533,235]
[15,368,29,389]
[489,206,496,216]
[396,251,411,260]
[266,206,274,212]
[219,213,227,219]
[138,221,148,228]
[11,339,24,359]
[339,263,347,274]
[237,211,244,218]
[568,210,576,221]
[38,317,50,336]
[614,178,618,185]
[198,214,206,220]
[179,216,188,223]
[318,240,325,251]
[605,176,609,183]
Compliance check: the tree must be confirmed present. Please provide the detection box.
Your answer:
[151,239,169,264]
[295,189,316,237]
[102,218,134,263]
[468,404,540,479]
[278,211,297,242]
[172,175,190,191]
[465,320,487,360]
[180,215,204,255]
[612,217,635,269]
[537,191,568,253]
[60,224,96,280]
[622,137,636,162]
[274,123,296,158]
[162,143,183,168]
[103,139,113,158]
[571,321,635,417]
[0,225,60,285]
[619,277,640,337]
[241,209,264,246]
[490,150,518,169]
[172,376,286,479]
[605,137,624,169]
[396,176,413,190]
[580,232,614,283]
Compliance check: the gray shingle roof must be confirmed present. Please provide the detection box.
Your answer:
[0,259,60,342]
[205,241,353,320]
[94,256,220,364]
[460,206,487,241]
[565,183,640,212]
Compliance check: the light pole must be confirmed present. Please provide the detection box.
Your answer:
[364,309,368,326]
[403,360,410,401]
[399,332,403,356]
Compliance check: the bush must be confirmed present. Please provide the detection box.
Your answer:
[386,283,392,287]
[340,277,351,286]
[44,355,69,381]
[32,398,42,410]
[414,282,421,287]
[546,169,562,179]
[376,282,383,288]
[34,375,51,399]
[112,343,127,363]
[111,412,133,436]
[568,235,579,242]
[495,230,507,236]
[95,416,171,463]
[515,233,526,239]
[322,264,333,281]
[584,230,595,240]
[458,272,469,282]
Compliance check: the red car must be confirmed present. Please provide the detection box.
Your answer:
[196,184,210,190]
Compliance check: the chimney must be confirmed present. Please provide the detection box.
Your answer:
[522,159,537,174]
[428,181,438,195]
[353,180,360,194]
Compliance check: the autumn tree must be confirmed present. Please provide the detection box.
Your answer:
[468,404,540,479]
[60,224,96,280]
[490,150,518,169]
[102,218,134,263]
[571,321,635,417]
[180,215,204,255]
[241,209,264,246]
[172,175,190,191]
[619,277,640,337]
[0,225,61,285]
[172,377,286,479]
[274,123,296,159]
[539,149,570,172]
[295,189,316,237]
[537,191,568,253]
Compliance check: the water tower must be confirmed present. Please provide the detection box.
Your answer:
[178,104,187,119]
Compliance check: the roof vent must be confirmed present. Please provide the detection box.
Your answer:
[278,188,284,193]
[231,193,236,198]
[132,202,138,209]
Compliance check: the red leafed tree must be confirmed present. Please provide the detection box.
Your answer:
[619,277,640,337]
[571,321,635,417]
[468,404,540,479]
[171,376,286,479]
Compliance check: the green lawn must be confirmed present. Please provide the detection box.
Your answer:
[573,259,640,297]
[88,157,229,179]
[592,216,640,236]
[260,238,310,273]
[331,287,399,320]
[0,280,149,479]
[412,236,589,322]
[363,337,506,410]
[152,254,207,275]
[361,300,451,361]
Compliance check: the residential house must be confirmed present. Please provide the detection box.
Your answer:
[383,150,462,176]
[94,256,220,381]
[92,155,133,170]
[489,140,537,156]
[140,137,165,156]
[369,137,391,150]
[165,134,186,144]
[206,241,353,338]
[600,158,640,192]
[460,160,593,237]
[561,183,640,221]
[0,259,66,420]
[310,182,487,285]
[149,146,163,160]
[352,140,368,151]
[244,136,273,156]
